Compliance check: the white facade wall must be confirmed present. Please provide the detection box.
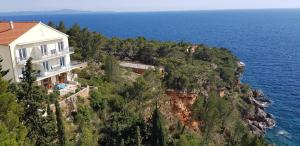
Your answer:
[0,45,14,81]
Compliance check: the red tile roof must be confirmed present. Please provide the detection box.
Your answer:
[0,21,38,45]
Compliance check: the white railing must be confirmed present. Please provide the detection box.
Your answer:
[38,65,71,77]
[32,47,74,62]
[15,47,74,65]
[35,62,86,81]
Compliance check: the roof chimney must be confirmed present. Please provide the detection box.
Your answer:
[9,21,14,30]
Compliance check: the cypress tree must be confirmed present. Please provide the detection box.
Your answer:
[45,103,57,144]
[104,54,120,82]
[55,100,66,146]
[120,139,125,146]
[105,55,113,82]
[135,126,143,146]
[16,58,48,144]
[151,107,166,146]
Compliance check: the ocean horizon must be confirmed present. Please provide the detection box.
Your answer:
[1,9,300,145]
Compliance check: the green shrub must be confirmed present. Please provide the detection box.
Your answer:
[90,90,106,111]
[75,105,93,124]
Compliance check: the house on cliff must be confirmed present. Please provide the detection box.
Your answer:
[0,21,85,92]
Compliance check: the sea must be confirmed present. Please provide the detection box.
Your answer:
[1,9,300,146]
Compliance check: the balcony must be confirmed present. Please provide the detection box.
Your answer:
[15,47,75,65]
[32,47,74,63]
[35,62,86,81]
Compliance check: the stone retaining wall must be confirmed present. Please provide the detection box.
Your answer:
[50,86,90,114]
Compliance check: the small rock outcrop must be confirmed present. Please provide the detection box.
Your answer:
[244,90,275,135]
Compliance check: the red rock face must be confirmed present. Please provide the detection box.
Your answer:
[166,89,200,132]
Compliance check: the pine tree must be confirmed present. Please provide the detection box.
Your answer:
[67,23,81,47]
[57,21,67,33]
[78,28,93,59]
[47,21,56,28]
[68,23,81,37]
[151,107,166,146]
[135,126,143,146]
[35,103,58,145]
[137,43,155,64]
[55,100,66,146]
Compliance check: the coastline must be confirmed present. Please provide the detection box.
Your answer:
[2,9,300,145]
[238,63,275,136]
[244,89,276,135]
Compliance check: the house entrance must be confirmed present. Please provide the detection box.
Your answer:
[42,77,52,89]
[56,73,67,83]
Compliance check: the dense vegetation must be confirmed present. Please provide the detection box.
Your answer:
[0,21,267,146]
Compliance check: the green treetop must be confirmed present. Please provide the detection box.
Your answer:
[0,57,28,146]
[57,21,67,33]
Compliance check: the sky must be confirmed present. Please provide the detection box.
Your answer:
[1,0,300,12]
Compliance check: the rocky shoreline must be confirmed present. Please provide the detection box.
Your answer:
[243,89,276,135]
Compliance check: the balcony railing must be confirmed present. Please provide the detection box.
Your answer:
[34,62,86,81]
[15,47,74,65]
[32,47,74,63]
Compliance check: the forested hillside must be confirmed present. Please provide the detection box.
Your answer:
[0,21,270,146]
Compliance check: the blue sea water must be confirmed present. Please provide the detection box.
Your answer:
[1,9,300,146]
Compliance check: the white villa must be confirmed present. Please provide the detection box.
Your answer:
[0,21,84,91]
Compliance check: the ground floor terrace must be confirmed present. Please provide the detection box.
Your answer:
[35,71,79,96]
[32,62,87,95]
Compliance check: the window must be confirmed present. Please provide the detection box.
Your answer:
[60,57,65,67]
[43,61,49,72]
[41,45,48,56]
[58,41,64,52]
[18,48,27,60]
